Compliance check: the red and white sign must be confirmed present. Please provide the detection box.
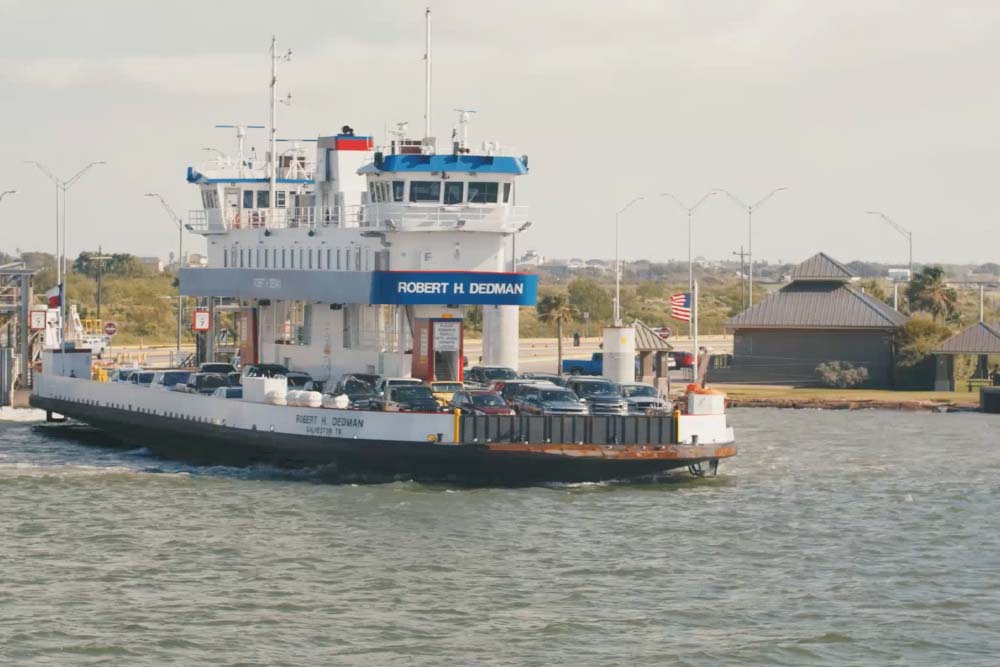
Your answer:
[29,310,47,331]
[192,310,211,332]
[104,322,118,337]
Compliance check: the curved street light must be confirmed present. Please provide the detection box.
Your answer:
[715,187,787,306]
[660,191,718,296]
[0,190,16,202]
[866,210,913,277]
[145,193,185,357]
[614,196,645,325]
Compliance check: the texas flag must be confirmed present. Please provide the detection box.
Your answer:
[45,284,61,309]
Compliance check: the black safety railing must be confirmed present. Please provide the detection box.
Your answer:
[458,414,677,446]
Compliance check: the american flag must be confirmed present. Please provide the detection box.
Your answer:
[670,292,692,322]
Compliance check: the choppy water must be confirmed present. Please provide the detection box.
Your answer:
[1,407,998,666]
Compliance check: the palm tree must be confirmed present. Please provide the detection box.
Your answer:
[906,266,958,321]
[537,294,579,374]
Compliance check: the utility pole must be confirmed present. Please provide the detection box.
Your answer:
[91,248,113,320]
[732,246,748,309]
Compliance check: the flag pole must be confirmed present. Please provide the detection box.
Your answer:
[692,281,699,386]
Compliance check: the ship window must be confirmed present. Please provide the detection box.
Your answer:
[299,248,304,269]
[223,249,228,268]
[243,191,254,209]
[369,183,380,203]
[273,248,278,268]
[468,182,498,204]
[326,248,332,270]
[503,182,511,203]
[337,248,342,270]
[264,249,269,268]
[202,190,218,209]
[409,180,440,202]
[356,248,362,271]
[444,181,464,205]
[256,191,270,209]
[239,249,245,268]
[392,181,404,202]
[276,191,286,209]
[308,249,313,269]
[290,248,295,269]
[281,248,287,268]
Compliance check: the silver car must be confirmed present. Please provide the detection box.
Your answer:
[619,383,671,414]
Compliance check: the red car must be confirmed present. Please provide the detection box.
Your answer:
[668,351,695,368]
[449,390,515,415]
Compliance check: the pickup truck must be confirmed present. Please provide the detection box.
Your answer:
[561,353,664,376]
[562,353,604,375]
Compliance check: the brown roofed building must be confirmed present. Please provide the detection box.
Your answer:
[715,252,908,387]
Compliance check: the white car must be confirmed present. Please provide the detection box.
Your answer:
[150,370,194,391]
[373,377,424,396]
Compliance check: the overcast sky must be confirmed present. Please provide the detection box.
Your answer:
[1,0,998,266]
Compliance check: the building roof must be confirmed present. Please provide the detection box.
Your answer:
[360,154,528,175]
[933,321,1000,354]
[727,281,908,330]
[789,252,854,282]
[631,320,673,351]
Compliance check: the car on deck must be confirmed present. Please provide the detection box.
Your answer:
[449,390,515,416]
[371,385,442,412]
[427,381,464,407]
[619,382,671,414]
[563,377,629,416]
[509,384,589,416]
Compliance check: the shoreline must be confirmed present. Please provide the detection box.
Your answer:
[725,396,978,412]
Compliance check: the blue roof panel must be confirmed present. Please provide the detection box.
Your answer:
[376,154,527,175]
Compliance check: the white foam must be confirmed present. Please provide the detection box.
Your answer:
[0,407,47,423]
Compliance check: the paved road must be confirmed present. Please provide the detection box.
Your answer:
[108,335,734,376]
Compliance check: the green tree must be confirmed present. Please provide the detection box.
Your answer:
[906,266,957,321]
[536,294,578,374]
[858,279,888,302]
[566,278,611,324]
[895,313,952,368]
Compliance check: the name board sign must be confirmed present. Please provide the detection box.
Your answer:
[370,271,538,306]
[433,321,461,352]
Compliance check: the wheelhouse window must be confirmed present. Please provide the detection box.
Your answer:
[468,181,498,203]
[503,182,511,203]
[392,181,405,202]
[409,181,441,203]
[443,181,464,205]
[369,183,379,203]
[256,191,270,209]
[275,191,286,209]
[201,190,218,209]
[243,191,254,209]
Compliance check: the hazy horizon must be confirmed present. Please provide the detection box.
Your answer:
[1,1,998,266]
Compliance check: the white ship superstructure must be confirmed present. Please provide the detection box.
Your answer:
[181,112,534,384]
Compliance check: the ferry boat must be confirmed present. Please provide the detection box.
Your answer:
[30,19,736,485]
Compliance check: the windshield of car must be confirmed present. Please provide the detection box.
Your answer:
[471,394,505,407]
[622,385,658,398]
[158,372,191,386]
[431,383,463,392]
[388,379,422,387]
[394,387,434,401]
[199,374,229,389]
[540,389,578,402]
[286,375,311,388]
[201,363,235,374]
[342,378,371,394]
[575,381,618,396]
[135,372,155,385]
[482,367,518,381]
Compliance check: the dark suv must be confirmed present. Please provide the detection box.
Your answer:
[563,378,628,416]
[510,384,588,416]
[183,372,231,395]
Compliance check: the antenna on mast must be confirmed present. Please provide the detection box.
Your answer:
[215,124,265,176]
[423,7,432,143]
[452,109,476,154]
[269,35,292,226]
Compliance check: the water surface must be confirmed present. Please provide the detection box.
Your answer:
[1,408,997,666]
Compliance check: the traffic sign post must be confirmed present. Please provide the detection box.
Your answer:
[192,309,211,332]
[104,321,117,360]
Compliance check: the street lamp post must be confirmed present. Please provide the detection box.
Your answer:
[716,188,787,306]
[614,196,645,325]
[0,190,16,203]
[866,210,913,278]
[25,161,105,369]
[660,191,718,296]
[145,193,185,358]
